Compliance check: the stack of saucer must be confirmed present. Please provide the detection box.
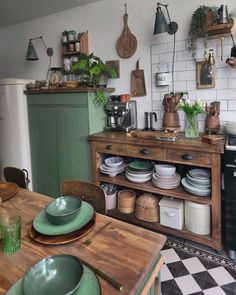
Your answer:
[152,164,181,189]
[125,160,153,183]
[181,168,211,197]
[100,157,126,177]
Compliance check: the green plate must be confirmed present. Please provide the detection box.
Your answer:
[33,201,94,235]
[5,265,100,295]
[128,160,153,172]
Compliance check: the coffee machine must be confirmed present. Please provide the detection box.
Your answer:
[105,101,137,132]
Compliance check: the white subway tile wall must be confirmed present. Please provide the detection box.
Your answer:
[151,37,236,131]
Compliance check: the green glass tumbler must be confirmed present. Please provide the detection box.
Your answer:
[1,215,21,255]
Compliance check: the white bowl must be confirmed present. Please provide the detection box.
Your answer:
[125,170,153,179]
[105,157,123,167]
[154,164,176,176]
[125,173,152,183]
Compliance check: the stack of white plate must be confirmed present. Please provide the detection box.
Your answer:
[181,168,211,197]
[152,164,180,189]
[125,161,153,183]
[100,157,125,177]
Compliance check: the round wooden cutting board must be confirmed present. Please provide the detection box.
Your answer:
[116,5,137,58]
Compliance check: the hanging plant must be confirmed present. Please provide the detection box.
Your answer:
[188,5,215,60]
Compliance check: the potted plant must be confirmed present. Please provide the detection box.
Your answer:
[72,53,117,106]
[188,5,217,60]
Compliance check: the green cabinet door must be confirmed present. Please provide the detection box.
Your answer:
[57,105,91,185]
[27,92,106,198]
[28,106,60,197]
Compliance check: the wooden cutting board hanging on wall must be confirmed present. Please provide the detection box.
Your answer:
[116,4,137,58]
[131,59,146,97]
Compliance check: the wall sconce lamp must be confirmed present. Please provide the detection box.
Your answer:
[26,36,53,60]
[153,2,178,35]
[26,36,54,80]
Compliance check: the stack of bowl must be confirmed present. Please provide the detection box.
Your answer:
[100,157,125,177]
[181,168,211,197]
[125,160,153,183]
[152,164,181,189]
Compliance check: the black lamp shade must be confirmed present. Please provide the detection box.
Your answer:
[153,6,168,35]
[26,41,39,61]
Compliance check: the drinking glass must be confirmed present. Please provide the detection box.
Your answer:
[1,215,21,255]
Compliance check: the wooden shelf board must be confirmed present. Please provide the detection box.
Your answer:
[62,52,80,56]
[107,209,213,247]
[207,21,234,37]
[99,174,212,205]
[25,87,115,95]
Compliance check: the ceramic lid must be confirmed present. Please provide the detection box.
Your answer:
[159,196,183,209]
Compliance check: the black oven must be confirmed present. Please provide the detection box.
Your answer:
[224,134,236,259]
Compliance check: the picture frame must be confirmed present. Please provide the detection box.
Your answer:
[196,60,215,89]
[106,60,120,78]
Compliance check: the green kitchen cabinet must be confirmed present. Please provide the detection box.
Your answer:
[27,90,110,198]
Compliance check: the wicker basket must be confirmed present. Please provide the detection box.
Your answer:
[118,190,136,213]
[135,193,159,222]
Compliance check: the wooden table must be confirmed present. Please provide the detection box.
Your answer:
[0,189,166,295]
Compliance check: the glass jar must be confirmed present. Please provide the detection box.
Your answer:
[62,30,67,43]
[67,31,76,42]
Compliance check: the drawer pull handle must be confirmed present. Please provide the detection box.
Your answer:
[106,144,114,150]
[165,211,175,217]
[182,154,194,160]
[140,149,150,155]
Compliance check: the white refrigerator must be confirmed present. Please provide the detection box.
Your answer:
[0,78,34,189]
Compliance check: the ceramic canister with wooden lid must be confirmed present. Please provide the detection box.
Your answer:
[118,190,136,213]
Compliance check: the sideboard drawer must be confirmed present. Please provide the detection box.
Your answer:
[166,149,212,166]
[96,142,127,155]
[126,145,164,160]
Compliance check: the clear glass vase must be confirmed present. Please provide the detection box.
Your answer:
[185,114,199,138]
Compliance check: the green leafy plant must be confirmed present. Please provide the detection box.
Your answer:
[178,98,205,138]
[188,5,217,60]
[178,98,205,117]
[72,53,117,106]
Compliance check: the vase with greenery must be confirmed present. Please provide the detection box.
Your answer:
[178,99,205,138]
[72,53,117,106]
[188,5,217,60]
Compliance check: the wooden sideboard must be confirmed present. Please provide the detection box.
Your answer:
[89,131,225,251]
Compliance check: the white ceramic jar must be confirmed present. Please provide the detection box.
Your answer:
[159,197,184,229]
[185,201,211,235]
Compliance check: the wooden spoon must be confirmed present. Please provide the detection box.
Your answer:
[116,4,137,58]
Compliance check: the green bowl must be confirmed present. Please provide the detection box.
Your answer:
[45,196,82,225]
[21,255,83,295]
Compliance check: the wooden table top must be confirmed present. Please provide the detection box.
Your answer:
[0,189,166,295]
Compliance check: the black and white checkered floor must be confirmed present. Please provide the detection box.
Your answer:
[161,240,236,295]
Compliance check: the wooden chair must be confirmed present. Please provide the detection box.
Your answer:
[61,180,106,214]
[3,167,30,189]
